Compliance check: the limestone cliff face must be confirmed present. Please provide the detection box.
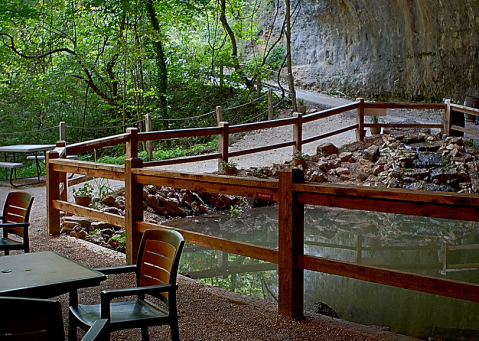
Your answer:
[284,0,479,102]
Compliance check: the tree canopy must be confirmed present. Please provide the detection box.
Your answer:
[0,0,291,151]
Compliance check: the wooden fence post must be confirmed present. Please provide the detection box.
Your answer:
[126,128,138,159]
[268,89,274,120]
[444,99,451,136]
[46,150,61,236]
[145,114,152,161]
[278,169,304,318]
[216,106,223,126]
[218,122,229,172]
[356,98,365,141]
[125,157,144,265]
[56,141,68,202]
[293,112,303,154]
[59,121,66,142]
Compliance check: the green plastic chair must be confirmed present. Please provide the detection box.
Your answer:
[0,296,109,340]
[0,191,34,255]
[69,228,185,341]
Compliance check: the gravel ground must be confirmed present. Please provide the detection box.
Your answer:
[0,218,417,341]
[0,98,454,340]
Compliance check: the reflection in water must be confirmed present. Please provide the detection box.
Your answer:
[165,206,479,340]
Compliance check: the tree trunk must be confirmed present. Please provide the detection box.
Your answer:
[285,0,297,112]
[220,0,252,89]
[144,0,168,127]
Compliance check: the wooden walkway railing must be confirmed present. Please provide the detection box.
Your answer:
[46,99,479,318]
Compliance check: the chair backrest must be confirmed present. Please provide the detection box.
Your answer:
[136,228,185,300]
[2,191,34,238]
[0,297,108,341]
[0,296,65,340]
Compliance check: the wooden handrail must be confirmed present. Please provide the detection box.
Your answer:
[229,141,296,158]
[302,102,360,123]
[229,117,296,134]
[364,102,446,109]
[450,103,479,116]
[298,254,479,303]
[144,153,221,167]
[137,221,279,264]
[137,126,223,142]
[66,133,130,155]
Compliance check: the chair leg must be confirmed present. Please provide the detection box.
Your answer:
[170,322,180,341]
[68,310,77,341]
[141,326,149,341]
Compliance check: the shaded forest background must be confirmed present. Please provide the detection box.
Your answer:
[0,0,292,158]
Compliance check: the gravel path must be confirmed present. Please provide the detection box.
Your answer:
[0,91,448,340]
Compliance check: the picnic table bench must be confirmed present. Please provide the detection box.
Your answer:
[0,162,24,187]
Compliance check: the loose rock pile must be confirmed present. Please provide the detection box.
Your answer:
[244,129,479,193]
[61,186,242,251]
[61,127,479,251]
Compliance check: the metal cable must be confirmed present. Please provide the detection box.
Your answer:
[0,125,57,135]
[67,118,145,130]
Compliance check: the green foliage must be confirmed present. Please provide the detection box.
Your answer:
[93,177,112,200]
[371,116,379,124]
[292,150,308,160]
[0,0,288,151]
[222,161,237,169]
[264,46,286,70]
[111,232,126,248]
[72,182,94,197]
[465,139,479,149]
[230,205,243,216]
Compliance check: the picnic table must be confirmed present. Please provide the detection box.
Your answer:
[0,144,55,186]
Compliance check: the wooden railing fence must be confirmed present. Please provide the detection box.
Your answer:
[46,99,479,318]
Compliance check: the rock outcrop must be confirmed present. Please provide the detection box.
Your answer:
[266,1,479,101]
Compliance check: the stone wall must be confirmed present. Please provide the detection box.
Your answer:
[272,0,479,102]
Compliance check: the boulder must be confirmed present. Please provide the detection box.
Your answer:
[317,143,339,156]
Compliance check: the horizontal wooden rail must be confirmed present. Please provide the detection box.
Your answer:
[302,124,358,145]
[144,153,221,168]
[365,102,446,110]
[294,182,479,206]
[137,221,278,264]
[229,117,296,134]
[451,103,479,116]
[229,141,296,158]
[295,185,479,221]
[53,200,126,228]
[364,123,443,129]
[298,254,479,303]
[132,168,279,201]
[66,133,130,155]
[451,125,479,137]
[302,102,360,124]
[48,159,125,181]
[138,126,223,142]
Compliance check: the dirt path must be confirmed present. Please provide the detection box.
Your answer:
[0,90,448,218]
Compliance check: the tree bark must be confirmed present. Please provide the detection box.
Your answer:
[285,0,297,112]
[144,0,169,129]
[219,0,252,89]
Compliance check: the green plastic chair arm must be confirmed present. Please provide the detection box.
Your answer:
[100,283,178,301]
[81,319,109,341]
[94,264,137,275]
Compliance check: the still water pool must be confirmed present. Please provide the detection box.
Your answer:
[165,206,479,340]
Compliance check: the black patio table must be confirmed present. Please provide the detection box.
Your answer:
[0,251,106,306]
